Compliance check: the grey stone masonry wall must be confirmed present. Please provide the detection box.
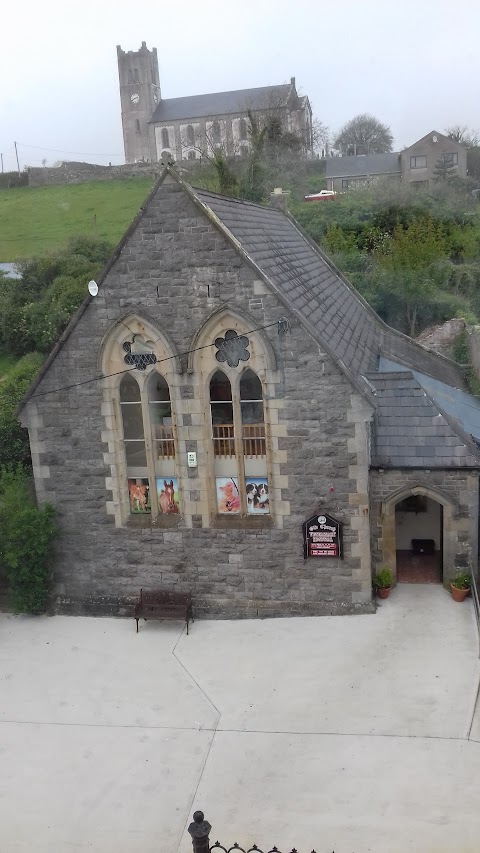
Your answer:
[28,161,163,188]
[369,468,479,584]
[23,177,374,618]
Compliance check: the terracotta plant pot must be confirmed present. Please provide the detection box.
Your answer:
[451,584,470,602]
[377,587,391,599]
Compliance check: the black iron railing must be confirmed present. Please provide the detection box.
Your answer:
[471,571,480,657]
[188,811,332,853]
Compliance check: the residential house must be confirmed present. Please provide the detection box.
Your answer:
[326,130,467,192]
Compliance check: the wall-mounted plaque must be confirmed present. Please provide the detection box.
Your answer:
[303,513,342,559]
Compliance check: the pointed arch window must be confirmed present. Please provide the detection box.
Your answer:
[212,121,222,145]
[161,128,170,148]
[148,372,175,463]
[186,124,195,146]
[120,374,147,469]
[239,118,248,141]
[210,371,235,458]
[118,370,179,517]
[240,369,266,458]
[209,367,269,516]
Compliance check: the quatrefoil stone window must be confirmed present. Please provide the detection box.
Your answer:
[214,330,250,368]
[123,335,157,371]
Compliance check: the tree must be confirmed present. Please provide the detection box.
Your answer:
[0,236,113,356]
[446,125,479,148]
[311,119,330,156]
[433,153,458,183]
[334,114,393,155]
[373,218,448,336]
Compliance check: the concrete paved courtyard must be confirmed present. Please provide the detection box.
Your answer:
[1,584,480,852]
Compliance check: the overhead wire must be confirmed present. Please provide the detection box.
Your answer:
[29,320,285,401]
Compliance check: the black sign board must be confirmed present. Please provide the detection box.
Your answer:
[303,513,342,559]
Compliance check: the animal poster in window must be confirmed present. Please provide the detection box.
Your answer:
[216,477,240,514]
[128,478,151,514]
[245,478,270,514]
[156,478,180,514]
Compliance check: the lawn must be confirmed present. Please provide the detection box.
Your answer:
[0,179,154,261]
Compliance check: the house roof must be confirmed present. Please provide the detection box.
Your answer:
[326,153,401,179]
[367,371,480,468]
[402,130,466,153]
[150,84,292,123]
[379,357,480,444]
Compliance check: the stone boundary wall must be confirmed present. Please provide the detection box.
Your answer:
[27,160,164,188]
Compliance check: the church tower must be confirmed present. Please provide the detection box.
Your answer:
[117,42,160,163]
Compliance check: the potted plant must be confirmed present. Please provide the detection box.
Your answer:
[450,572,471,602]
[373,567,393,599]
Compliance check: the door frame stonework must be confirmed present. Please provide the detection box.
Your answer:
[379,484,455,586]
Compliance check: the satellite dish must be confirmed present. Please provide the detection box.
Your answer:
[88,280,98,297]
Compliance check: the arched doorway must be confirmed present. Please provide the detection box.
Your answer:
[380,485,456,587]
[395,494,443,583]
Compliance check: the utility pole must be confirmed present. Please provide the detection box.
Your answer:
[14,141,20,176]
[1,153,3,173]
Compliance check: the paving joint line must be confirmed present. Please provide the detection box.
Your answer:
[172,625,221,853]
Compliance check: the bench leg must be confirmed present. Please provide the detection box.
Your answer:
[135,618,139,633]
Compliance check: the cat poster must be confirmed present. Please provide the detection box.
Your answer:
[245,478,270,514]
[216,477,240,514]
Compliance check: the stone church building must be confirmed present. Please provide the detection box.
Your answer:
[117,42,313,164]
[18,167,480,618]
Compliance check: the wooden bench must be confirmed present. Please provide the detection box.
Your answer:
[134,589,193,634]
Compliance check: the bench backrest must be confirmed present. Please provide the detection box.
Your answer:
[139,589,191,607]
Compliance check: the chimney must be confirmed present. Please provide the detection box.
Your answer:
[290,76,296,88]
[270,187,290,213]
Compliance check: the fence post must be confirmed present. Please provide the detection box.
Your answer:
[188,810,212,853]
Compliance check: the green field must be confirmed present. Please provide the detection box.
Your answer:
[0,178,154,262]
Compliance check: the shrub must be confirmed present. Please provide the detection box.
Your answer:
[373,567,392,589]
[0,467,58,614]
[0,353,44,467]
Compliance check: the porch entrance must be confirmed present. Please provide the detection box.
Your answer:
[395,494,443,584]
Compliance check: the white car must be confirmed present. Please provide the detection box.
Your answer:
[304,189,336,202]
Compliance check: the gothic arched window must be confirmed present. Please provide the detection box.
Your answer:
[212,121,221,145]
[186,124,195,146]
[161,128,170,148]
[239,118,248,141]
[209,367,269,516]
[210,371,235,458]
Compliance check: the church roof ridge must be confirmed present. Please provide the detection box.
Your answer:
[150,83,292,123]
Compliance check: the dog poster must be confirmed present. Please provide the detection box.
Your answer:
[216,477,240,513]
[246,478,270,514]
[156,478,180,514]
[128,478,151,513]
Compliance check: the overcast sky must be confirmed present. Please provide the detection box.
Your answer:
[1,0,478,170]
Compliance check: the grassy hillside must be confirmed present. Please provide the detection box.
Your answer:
[0,178,154,261]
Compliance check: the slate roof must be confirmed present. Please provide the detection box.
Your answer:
[366,371,480,468]
[194,188,380,378]
[379,357,480,444]
[326,153,401,179]
[150,84,291,123]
